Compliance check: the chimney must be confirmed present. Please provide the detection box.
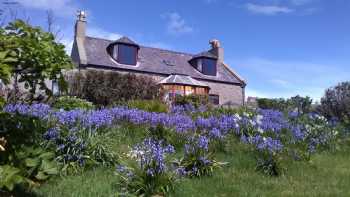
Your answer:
[73,10,88,65]
[209,39,224,63]
[75,10,86,38]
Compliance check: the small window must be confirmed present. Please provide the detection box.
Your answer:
[202,58,217,76]
[52,80,59,96]
[209,94,219,105]
[117,44,138,65]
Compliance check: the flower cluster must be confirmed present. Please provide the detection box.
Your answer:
[129,138,175,177]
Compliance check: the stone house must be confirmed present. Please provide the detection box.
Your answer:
[71,11,247,106]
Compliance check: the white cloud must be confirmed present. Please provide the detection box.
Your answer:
[87,27,122,40]
[17,0,77,17]
[162,12,193,35]
[246,3,294,15]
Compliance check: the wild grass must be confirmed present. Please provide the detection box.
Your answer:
[33,132,350,197]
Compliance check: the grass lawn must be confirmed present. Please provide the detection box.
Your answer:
[34,143,350,197]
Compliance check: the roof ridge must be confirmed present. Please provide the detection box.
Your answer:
[85,36,194,56]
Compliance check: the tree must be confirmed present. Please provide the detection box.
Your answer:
[1,19,73,101]
[288,95,312,114]
[320,81,350,123]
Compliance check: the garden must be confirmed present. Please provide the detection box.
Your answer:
[1,20,350,197]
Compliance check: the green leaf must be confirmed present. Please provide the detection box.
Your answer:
[35,171,49,180]
[40,160,58,175]
[25,158,40,167]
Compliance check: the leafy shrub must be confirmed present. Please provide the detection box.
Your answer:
[53,96,94,111]
[126,99,168,113]
[43,127,117,175]
[69,70,162,106]
[0,111,57,191]
[0,112,48,164]
[0,165,26,191]
[320,81,350,124]
[15,146,58,181]
[116,138,175,196]
[174,94,209,108]
[257,95,312,114]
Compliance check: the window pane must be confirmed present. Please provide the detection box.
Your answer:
[185,86,194,95]
[202,58,217,76]
[52,80,59,96]
[209,94,219,105]
[118,44,137,65]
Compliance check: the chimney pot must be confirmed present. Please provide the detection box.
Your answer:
[77,10,86,22]
[209,39,221,49]
[209,39,224,63]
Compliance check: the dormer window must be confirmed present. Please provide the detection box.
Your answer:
[201,58,216,76]
[190,52,218,76]
[116,44,138,65]
[108,36,139,66]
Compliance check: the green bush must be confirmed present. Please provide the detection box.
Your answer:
[53,96,94,111]
[320,81,350,124]
[174,94,208,108]
[126,99,168,113]
[0,112,48,163]
[0,165,26,191]
[0,113,57,192]
[257,95,312,114]
[69,70,162,106]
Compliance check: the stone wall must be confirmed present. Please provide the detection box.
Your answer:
[203,80,244,106]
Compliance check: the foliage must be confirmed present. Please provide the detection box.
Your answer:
[53,96,94,111]
[320,81,350,124]
[116,138,175,196]
[0,96,5,109]
[0,111,48,163]
[174,135,226,177]
[15,146,58,181]
[126,99,168,113]
[1,20,73,101]
[0,165,26,191]
[69,70,162,106]
[0,50,16,85]
[43,127,117,175]
[174,94,209,108]
[257,95,312,114]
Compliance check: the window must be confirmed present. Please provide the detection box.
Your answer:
[116,44,138,65]
[209,94,219,105]
[52,80,59,96]
[202,58,217,76]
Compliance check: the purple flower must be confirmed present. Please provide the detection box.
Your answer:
[43,127,59,141]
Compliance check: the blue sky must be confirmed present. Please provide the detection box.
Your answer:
[3,0,350,101]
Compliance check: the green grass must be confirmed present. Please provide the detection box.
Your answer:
[33,146,350,197]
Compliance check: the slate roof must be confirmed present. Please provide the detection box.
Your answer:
[159,74,210,88]
[110,36,139,48]
[192,51,218,59]
[80,36,245,85]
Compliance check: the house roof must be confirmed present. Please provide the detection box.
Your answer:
[110,36,140,48]
[159,74,210,88]
[192,51,218,59]
[79,36,245,85]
